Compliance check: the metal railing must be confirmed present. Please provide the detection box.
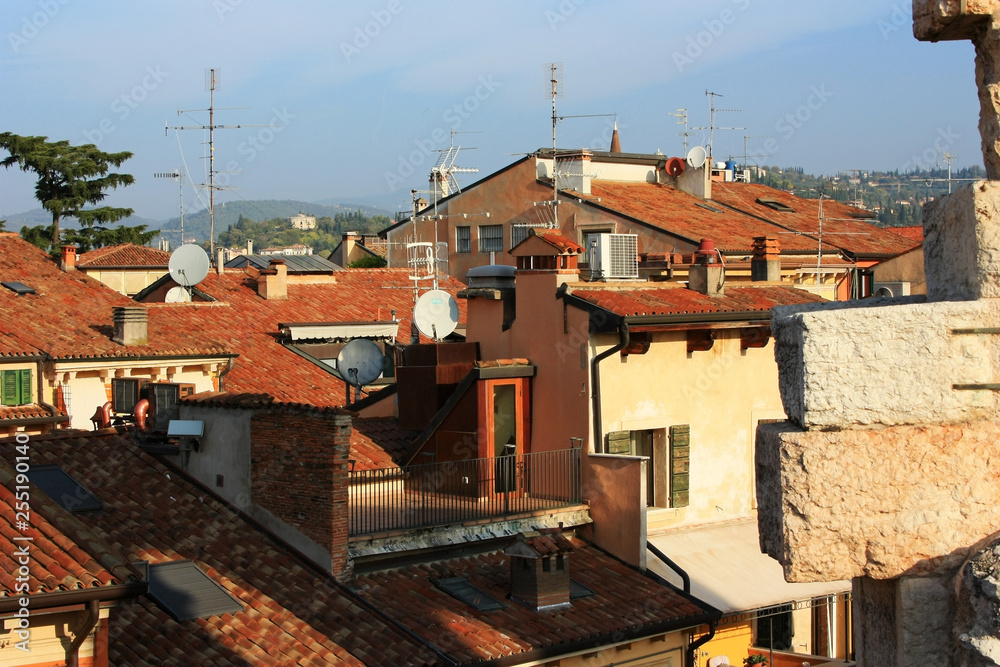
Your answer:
[349,448,582,535]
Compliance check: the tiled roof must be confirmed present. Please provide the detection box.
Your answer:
[565,283,826,318]
[16,431,443,666]
[886,225,924,243]
[531,229,584,254]
[77,243,171,267]
[0,331,45,357]
[583,182,838,254]
[350,418,421,471]
[0,458,140,600]
[0,235,229,360]
[711,182,920,259]
[146,269,466,407]
[354,535,712,664]
[0,404,66,422]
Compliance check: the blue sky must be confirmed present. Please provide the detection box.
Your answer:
[0,0,982,221]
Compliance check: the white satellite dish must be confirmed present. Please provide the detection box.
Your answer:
[337,338,384,387]
[165,286,191,303]
[413,289,459,340]
[169,244,210,288]
[686,145,708,169]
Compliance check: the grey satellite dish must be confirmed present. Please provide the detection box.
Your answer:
[413,289,459,340]
[337,338,384,387]
[169,244,210,288]
[686,145,708,169]
[165,286,191,303]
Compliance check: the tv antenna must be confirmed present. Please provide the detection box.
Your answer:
[154,170,185,243]
[168,243,210,302]
[430,129,481,199]
[166,68,279,257]
[669,108,690,156]
[692,90,744,162]
[336,338,384,403]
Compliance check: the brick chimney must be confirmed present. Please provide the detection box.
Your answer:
[112,306,148,346]
[505,531,574,610]
[256,259,287,300]
[688,238,725,296]
[250,408,352,581]
[61,244,77,271]
[751,236,781,282]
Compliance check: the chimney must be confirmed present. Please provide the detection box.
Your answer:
[343,232,359,265]
[505,531,574,610]
[751,236,781,282]
[246,239,253,256]
[688,238,725,296]
[112,306,148,346]
[256,259,288,300]
[609,120,622,154]
[216,248,225,275]
[61,244,77,271]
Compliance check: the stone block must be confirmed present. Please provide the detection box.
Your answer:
[924,181,1000,301]
[912,0,998,42]
[771,298,1000,429]
[756,419,1000,582]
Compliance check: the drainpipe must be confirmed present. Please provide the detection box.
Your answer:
[217,357,235,392]
[66,599,99,667]
[591,320,629,453]
[687,620,717,667]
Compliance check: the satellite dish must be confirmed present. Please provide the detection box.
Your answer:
[165,286,191,303]
[413,289,459,340]
[169,244,210,288]
[686,145,708,169]
[337,338,384,387]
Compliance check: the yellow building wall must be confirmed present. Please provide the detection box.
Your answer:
[594,328,786,529]
[0,609,105,666]
[83,269,168,296]
[551,632,686,667]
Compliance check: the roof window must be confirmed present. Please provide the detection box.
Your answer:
[435,577,505,612]
[31,465,102,513]
[755,198,795,212]
[1,281,35,295]
[147,560,243,621]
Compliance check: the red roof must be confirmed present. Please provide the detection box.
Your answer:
[350,417,420,471]
[711,182,920,259]
[887,225,924,243]
[20,431,442,666]
[146,269,467,407]
[531,229,584,254]
[565,283,825,318]
[354,534,710,664]
[0,235,228,360]
[0,404,66,422]
[584,182,839,254]
[0,458,140,600]
[77,243,171,267]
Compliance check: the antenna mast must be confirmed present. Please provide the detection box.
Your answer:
[154,170,184,244]
[669,108,689,155]
[549,62,563,227]
[694,90,744,163]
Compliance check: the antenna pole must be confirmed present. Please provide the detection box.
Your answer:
[669,108,689,155]
[551,63,559,228]
[208,69,216,257]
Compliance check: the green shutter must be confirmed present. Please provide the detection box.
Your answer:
[605,430,631,455]
[669,425,690,508]
[18,369,31,405]
[2,370,17,406]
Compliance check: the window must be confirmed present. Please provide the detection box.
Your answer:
[478,224,503,253]
[755,603,794,650]
[148,560,244,621]
[1,369,31,406]
[456,226,471,253]
[756,197,795,212]
[31,465,102,513]
[435,577,505,611]
[669,425,690,508]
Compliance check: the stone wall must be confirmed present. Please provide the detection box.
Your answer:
[771,297,1000,429]
[924,181,1000,301]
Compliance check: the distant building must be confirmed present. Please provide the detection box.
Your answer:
[289,213,316,230]
[260,244,313,256]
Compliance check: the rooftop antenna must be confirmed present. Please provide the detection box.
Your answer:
[166,68,278,258]
[669,108,690,156]
[430,130,481,200]
[154,170,184,243]
[693,91,744,163]
[737,135,774,182]
[548,62,564,227]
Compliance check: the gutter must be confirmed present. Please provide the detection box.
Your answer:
[217,356,234,392]
[0,580,148,614]
[37,359,64,426]
[687,621,717,667]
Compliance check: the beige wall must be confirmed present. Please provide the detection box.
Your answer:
[81,268,168,296]
[873,246,926,295]
[0,607,108,666]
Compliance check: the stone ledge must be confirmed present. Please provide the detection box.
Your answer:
[756,419,1000,583]
[924,181,1000,301]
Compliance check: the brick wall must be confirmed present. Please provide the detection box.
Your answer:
[250,407,352,580]
[510,555,570,609]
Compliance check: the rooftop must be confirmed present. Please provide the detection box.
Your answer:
[77,243,172,268]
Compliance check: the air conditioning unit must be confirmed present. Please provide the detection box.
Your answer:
[111,378,149,414]
[148,383,196,432]
[872,281,910,298]
[589,233,638,280]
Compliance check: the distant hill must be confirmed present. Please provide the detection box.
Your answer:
[0,209,161,234]
[156,199,393,244]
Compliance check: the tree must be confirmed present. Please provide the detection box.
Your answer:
[62,223,159,253]
[0,133,134,249]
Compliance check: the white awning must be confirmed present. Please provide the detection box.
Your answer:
[282,322,399,342]
[647,520,849,615]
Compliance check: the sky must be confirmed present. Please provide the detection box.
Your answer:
[0,0,984,222]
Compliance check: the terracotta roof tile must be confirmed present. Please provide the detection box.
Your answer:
[11,432,443,666]
[0,404,65,421]
[349,418,420,471]
[531,230,584,254]
[886,225,924,243]
[77,244,171,268]
[711,182,920,258]
[566,283,825,318]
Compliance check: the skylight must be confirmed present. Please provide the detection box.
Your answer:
[31,465,102,513]
[147,560,243,621]
[696,203,723,213]
[1,281,35,295]
[755,198,795,213]
[435,577,505,612]
[569,578,596,600]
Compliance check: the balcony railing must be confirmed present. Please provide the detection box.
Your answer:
[349,448,582,535]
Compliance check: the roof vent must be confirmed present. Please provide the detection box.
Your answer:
[506,532,574,610]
